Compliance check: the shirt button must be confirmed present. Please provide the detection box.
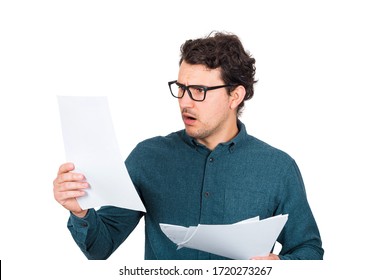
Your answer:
[204,192,210,197]
[209,157,214,162]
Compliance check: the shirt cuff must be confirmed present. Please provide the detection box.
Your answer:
[68,209,97,231]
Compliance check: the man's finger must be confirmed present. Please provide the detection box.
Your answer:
[57,162,75,175]
[55,172,85,185]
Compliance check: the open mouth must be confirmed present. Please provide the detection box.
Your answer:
[182,113,197,124]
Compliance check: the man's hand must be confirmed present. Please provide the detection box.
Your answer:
[53,162,89,218]
[250,253,280,260]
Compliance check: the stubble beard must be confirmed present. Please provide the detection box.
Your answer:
[186,118,226,145]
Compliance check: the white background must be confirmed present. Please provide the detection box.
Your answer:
[0,0,389,279]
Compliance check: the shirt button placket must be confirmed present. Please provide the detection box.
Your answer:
[199,154,215,225]
[204,156,214,198]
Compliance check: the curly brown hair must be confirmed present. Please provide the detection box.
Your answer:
[179,31,257,116]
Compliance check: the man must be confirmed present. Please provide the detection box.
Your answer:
[53,32,324,260]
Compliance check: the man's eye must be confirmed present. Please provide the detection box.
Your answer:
[177,85,186,91]
[192,87,205,93]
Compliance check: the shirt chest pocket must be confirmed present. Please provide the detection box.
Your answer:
[223,186,272,224]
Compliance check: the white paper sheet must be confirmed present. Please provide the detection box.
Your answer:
[160,215,288,259]
[57,96,146,212]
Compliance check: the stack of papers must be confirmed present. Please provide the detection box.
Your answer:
[160,215,288,260]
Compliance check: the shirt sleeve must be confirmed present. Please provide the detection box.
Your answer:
[276,160,324,260]
[67,206,144,259]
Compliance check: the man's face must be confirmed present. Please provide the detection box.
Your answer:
[177,61,236,147]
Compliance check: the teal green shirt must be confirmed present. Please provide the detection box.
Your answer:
[67,122,323,260]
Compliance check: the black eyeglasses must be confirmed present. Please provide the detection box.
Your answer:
[168,80,237,102]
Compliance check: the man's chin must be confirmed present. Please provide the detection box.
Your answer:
[184,126,199,138]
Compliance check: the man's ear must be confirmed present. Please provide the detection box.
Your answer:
[229,85,246,110]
